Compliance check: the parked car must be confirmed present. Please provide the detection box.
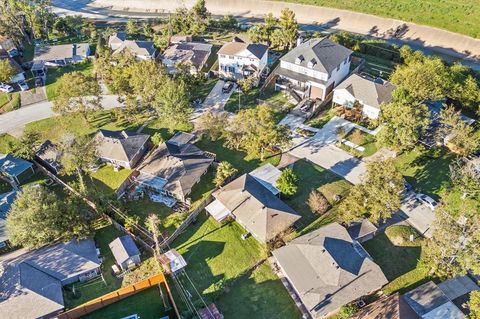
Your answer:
[222,81,234,93]
[0,83,14,93]
[18,80,29,91]
[415,193,438,210]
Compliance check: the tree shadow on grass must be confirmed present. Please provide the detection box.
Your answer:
[362,232,422,281]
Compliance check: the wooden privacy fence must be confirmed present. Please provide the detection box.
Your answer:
[58,274,169,319]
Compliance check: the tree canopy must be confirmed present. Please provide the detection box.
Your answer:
[6,185,94,250]
[338,159,403,224]
[214,161,238,187]
[276,168,298,197]
[0,59,16,83]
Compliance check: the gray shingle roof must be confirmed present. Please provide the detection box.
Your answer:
[113,40,156,57]
[347,219,378,241]
[109,235,140,265]
[352,293,420,319]
[335,74,396,109]
[281,38,352,74]
[162,42,212,68]
[95,129,150,164]
[108,32,127,46]
[403,281,452,316]
[138,134,213,200]
[213,173,300,242]
[272,222,388,318]
[0,154,33,178]
[33,43,90,61]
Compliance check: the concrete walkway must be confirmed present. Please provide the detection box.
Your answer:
[51,0,480,68]
[0,95,123,137]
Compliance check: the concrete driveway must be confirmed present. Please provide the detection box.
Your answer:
[192,80,235,120]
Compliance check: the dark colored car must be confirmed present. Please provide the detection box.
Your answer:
[222,81,234,93]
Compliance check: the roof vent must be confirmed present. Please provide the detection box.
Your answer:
[295,55,304,65]
[307,58,317,68]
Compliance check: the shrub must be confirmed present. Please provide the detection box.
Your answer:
[308,190,330,215]
[276,168,298,197]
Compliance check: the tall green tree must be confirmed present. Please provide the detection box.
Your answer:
[214,161,237,187]
[276,168,298,197]
[423,162,480,278]
[11,131,40,160]
[271,8,298,49]
[126,19,137,36]
[338,159,403,224]
[0,59,16,83]
[225,105,291,160]
[198,111,228,141]
[439,105,480,156]
[377,89,430,151]
[52,71,101,123]
[152,78,192,132]
[59,134,97,193]
[6,185,93,249]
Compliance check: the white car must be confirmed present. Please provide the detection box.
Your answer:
[415,193,438,210]
[18,80,29,91]
[0,83,13,93]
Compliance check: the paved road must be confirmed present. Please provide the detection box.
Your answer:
[51,0,480,70]
[0,95,122,137]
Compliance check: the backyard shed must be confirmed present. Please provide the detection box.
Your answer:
[109,235,141,271]
[159,249,187,274]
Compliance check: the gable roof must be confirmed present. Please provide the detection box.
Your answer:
[281,38,352,74]
[218,41,268,60]
[352,293,420,319]
[0,239,100,318]
[95,129,150,164]
[0,191,17,243]
[33,43,90,61]
[0,154,33,178]
[108,32,127,46]
[137,133,213,199]
[113,40,156,57]
[163,42,212,67]
[347,219,378,241]
[272,222,388,318]
[403,281,451,316]
[335,74,396,109]
[249,163,281,196]
[109,235,140,265]
[213,173,300,242]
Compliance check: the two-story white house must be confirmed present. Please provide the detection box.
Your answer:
[332,74,396,119]
[275,38,352,101]
[218,38,268,83]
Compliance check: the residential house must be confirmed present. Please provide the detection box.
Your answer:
[403,278,479,319]
[0,153,35,185]
[135,132,214,203]
[218,37,268,82]
[159,249,187,274]
[0,191,17,248]
[272,222,388,318]
[332,73,396,119]
[206,164,300,243]
[94,129,150,169]
[35,140,62,174]
[109,32,157,60]
[33,43,90,67]
[275,38,352,101]
[352,293,420,319]
[0,49,25,83]
[109,235,141,271]
[0,239,101,319]
[162,41,212,75]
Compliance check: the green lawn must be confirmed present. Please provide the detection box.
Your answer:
[190,77,218,103]
[0,93,9,107]
[224,87,261,113]
[80,286,174,319]
[172,214,301,319]
[394,147,455,199]
[88,165,133,196]
[139,117,193,139]
[45,61,93,101]
[0,134,17,153]
[63,222,124,309]
[285,160,352,232]
[195,137,281,174]
[306,105,335,129]
[342,128,378,157]
[258,86,295,111]
[0,93,21,113]
[353,52,395,79]
[276,0,480,38]
[362,225,432,295]
[24,111,140,143]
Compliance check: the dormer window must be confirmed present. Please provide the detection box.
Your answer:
[295,55,304,65]
[307,58,317,68]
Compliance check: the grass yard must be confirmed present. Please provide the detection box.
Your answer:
[394,147,455,200]
[224,87,261,113]
[0,134,17,153]
[172,213,301,319]
[63,221,124,309]
[190,77,218,103]
[80,286,174,319]
[195,137,280,174]
[88,165,133,196]
[0,92,21,113]
[138,117,193,140]
[276,0,480,38]
[363,225,432,295]
[258,86,295,111]
[285,160,352,232]
[45,61,93,101]
[0,93,9,107]
[353,52,395,79]
[343,128,378,157]
[306,104,336,128]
